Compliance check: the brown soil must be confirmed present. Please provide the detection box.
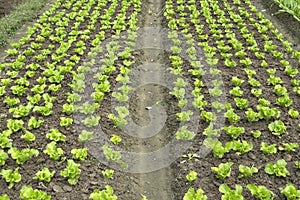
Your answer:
[0,0,300,199]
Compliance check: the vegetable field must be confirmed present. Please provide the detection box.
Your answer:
[0,0,300,199]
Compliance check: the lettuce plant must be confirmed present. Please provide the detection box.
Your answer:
[102,169,114,179]
[82,116,100,127]
[203,138,230,158]
[245,108,260,122]
[46,129,66,142]
[60,159,81,185]
[260,142,277,154]
[230,140,253,155]
[78,130,94,142]
[28,117,44,130]
[110,134,122,145]
[281,183,300,200]
[288,109,299,119]
[33,167,55,183]
[44,141,64,160]
[183,187,207,200]
[238,165,258,178]
[89,185,118,200]
[0,194,10,200]
[268,120,287,136]
[276,95,293,107]
[7,119,24,133]
[201,111,216,123]
[186,170,197,182]
[234,98,248,110]
[264,159,290,177]
[60,117,73,127]
[219,183,244,200]
[247,184,274,200]
[21,131,36,142]
[0,149,8,166]
[251,130,261,138]
[279,143,299,152]
[20,185,51,200]
[223,125,244,139]
[211,162,233,180]
[175,126,195,140]
[0,167,21,189]
[8,147,39,164]
[177,110,193,122]
[71,148,87,161]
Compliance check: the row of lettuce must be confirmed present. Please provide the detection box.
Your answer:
[0,0,141,199]
[164,0,300,199]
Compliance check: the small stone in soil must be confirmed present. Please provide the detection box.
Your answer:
[63,185,72,192]
[51,184,64,193]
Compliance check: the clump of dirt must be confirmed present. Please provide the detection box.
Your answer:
[0,0,23,18]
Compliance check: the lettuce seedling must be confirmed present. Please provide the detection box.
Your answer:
[177,110,193,122]
[78,130,93,142]
[234,98,248,110]
[3,96,20,107]
[20,185,51,200]
[268,120,287,136]
[44,141,64,160]
[273,85,287,96]
[245,108,260,122]
[7,119,24,133]
[60,160,81,185]
[0,130,12,148]
[102,169,114,179]
[288,109,299,119]
[89,185,118,200]
[276,95,293,107]
[264,159,289,177]
[79,102,99,115]
[0,194,10,200]
[203,138,230,158]
[211,162,233,180]
[21,131,35,142]
[0,167,21,189]
[219,183,244,200]
[247,184,274,200]
[201,111,216,123]
[0,149,8,166]
[251,88,262,97]
[46,129,66,142]
[110,134,122,145]
[82,115,100,127]
[28,117,44,130]
[183,187,207,200]
[238,165,258,178]
[176,126,195,140]
[281,183,300,200]
[60,117,73,127]
[71,148,87,161]
[279,143,299,152]
[8,147,39,164]
[260,142,277,154]
[186,170,197,182]
[231,76,244,86]
[230,140,253,155]
[224,109,240,124]
[223,125,244,139]
[33,167,55,183]
[251,130,261,138]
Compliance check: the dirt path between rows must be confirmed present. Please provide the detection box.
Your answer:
[130,0,173,199]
